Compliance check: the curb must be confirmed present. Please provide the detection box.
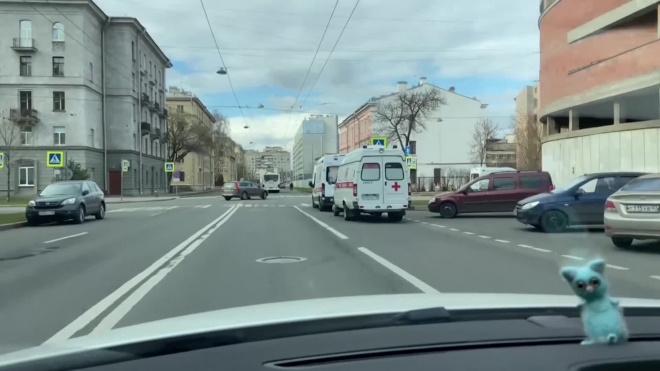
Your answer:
[0,221,27,231]
[105,197,179,204]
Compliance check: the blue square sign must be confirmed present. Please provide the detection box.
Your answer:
[405,146,411,155]
[47,151,64,168]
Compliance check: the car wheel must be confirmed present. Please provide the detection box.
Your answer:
[95,203,105,220]
[540,210,568,233]
[261,191,268,200]
[612,237,633,248]
[318,197,326,212]
[343,203,353,221]
[241,192,249,200]
[333,204,340,217]
[439,202,457,219]
[224,197,231,201]
[312,196,319,208]
[73,205,86,224]
[388,212,403,222]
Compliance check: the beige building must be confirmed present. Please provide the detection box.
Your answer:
[245,146,291,180]
[165,87,215,190]
[218,139,245,182]
[514,83,543,170]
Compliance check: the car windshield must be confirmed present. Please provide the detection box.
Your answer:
[4,0,660,362]
[39,183,81,196]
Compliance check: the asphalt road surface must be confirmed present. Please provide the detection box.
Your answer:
[1,189,660,354]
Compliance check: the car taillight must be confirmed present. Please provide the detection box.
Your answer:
[408,183,411,196]
[549,184,555,191]
[234,182,239,190]
[353,183,357,197]
[322,183,326,196]
[605,200,616,213]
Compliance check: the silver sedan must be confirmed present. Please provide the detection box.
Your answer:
[604,173,660,248]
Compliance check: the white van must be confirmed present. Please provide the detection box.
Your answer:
[309,154,345,211]
[333,146,409,222]
[469,166,517,180]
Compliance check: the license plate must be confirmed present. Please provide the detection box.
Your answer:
[39,211,55,216]
[362,194,379,200]
[626,205,660,213]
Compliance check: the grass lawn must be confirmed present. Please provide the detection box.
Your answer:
[0,213,26,225]
[0,198,31,206]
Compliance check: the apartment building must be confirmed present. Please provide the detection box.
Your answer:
[0,0,171,196]
[245,146,291,180]
[292,115,338,186]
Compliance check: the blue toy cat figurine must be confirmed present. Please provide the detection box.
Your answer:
[560,259,628,345]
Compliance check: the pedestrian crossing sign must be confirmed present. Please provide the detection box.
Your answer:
[47,151,64,168]
[0,152,4,169]
[370,137,387,147]
[406,156,417,170]
[122,159,130,172]
[164,162,175,172]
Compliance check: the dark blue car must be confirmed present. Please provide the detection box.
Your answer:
[515,172,646,233]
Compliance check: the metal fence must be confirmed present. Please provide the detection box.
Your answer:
[411,176,470,192]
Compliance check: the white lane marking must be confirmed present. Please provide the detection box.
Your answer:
[495,239,510,243]
[358,247,440,294]
[92,206,240,334]
[606,264,629,271]
[43,232,88,244]
[300,203,310,207]
[45,206,237,344]
[421,221,429,225]
[294,206,348,240]
[183,196,218,199]
[413,219,420,222]
[195,205,211,209]
[478,235,491,239]
[150,212,163,216]
[236,203,243,207]
[449,228,459,231]
[650,276,660,281]
[517,244,551,253]
[245,204,253,208]
[562,255,584,261]
[164,206,179,210]
[463,232,475,235]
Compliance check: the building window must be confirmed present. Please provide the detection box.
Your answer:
[20,56,31,76]
[52,22,65,41]
[53,57,64,76]
[177,105,184,113]
[410,141,416,155]
[53,91,65,111]
[19,166,35,186]
[133,133,137,150]
[131,41,135,61]
[132,73,136,91]
[20,91,32,110]
[53,126,66,145]
[20,128,32,145]
[149,61,152,76]
[19,20,32,46]
[89,129,95,147]
[133,168,138,187]
[89,62,93,82]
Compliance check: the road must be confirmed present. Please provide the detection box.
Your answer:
[1,189,660,354]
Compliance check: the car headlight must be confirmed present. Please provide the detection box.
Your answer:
[521,201,539,210]
[429,197,436,204]
[61,198,76,205]
[28,200,36,207]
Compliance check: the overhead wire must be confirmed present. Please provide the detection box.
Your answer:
[198,0,249,128]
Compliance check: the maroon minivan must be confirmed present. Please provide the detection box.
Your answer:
[428,171,554,218]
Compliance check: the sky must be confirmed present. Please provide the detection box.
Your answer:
[96,0,541,152]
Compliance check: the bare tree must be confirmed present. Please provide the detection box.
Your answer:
[0,112,21,201]
[374,88,447,153]
[166,112,212,164]
[512,111,543,170]
[469,118,499,166]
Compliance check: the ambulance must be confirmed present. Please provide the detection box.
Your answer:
[333,145,410,222]
[309,154,345,211]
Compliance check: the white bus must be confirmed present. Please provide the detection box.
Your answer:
[469,166,517,180]
[260,172,281,193]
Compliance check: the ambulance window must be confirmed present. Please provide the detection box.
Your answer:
[327,166,339,184]
[361,163,380,181]
[385,163,404,180]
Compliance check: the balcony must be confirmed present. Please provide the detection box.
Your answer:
[161,130,168,143]
[10,108,39,126]
[150,127,160,139]
[141,93,150,106]
[150,101,159,112]
[11,38,37,52]
[140,121,151,135]
[149,79,155,86]
[159,108,168,118]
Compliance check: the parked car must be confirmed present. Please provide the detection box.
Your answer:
[428,171,553,218]
[25,180,106,225]
[604,173,660,248]
[516,172,646,233]
[222,181,268,200]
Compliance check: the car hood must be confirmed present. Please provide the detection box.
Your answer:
[518,192,559,205]
[433,191,456,199]
[3,293,660,365]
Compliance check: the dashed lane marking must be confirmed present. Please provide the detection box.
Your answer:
[606,264,629,271]
[358,247,440,294]
[495,239,510,243]
[478,235,491,239]
[517,244,551,253]
[561,255,584,261]
[463,232,475,235]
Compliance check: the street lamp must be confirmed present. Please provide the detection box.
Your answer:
[216,67,227,75]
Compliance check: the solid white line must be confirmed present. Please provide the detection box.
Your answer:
[463,232,475,235]
[562,255,584,261]
[606,264,629,271]
[358,247,440,294]
[300,203,310,207]
[517,244,551,253]
[478,235,491,239]
[150,212,163,216]
[43,232,88,244]
[650,276,660,281]
[494,239,510,243]
[294,206,348,240]
[44,206,237,344]
[449,228,459,231]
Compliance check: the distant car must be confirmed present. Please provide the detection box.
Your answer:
[25,180,106,226]
[604,173,660,248]
[222,181,268,201]
[278,183,286,189]
[428,171,554,218]
[516,172,646,233]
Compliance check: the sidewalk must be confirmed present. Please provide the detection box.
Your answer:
[0,206,24,215]
[104,196,179,204]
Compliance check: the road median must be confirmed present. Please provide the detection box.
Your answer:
[0,214,27,231]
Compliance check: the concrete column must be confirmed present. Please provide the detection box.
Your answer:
[614,102,627,124]
[546,117,558,135]
[568,109,580,131]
